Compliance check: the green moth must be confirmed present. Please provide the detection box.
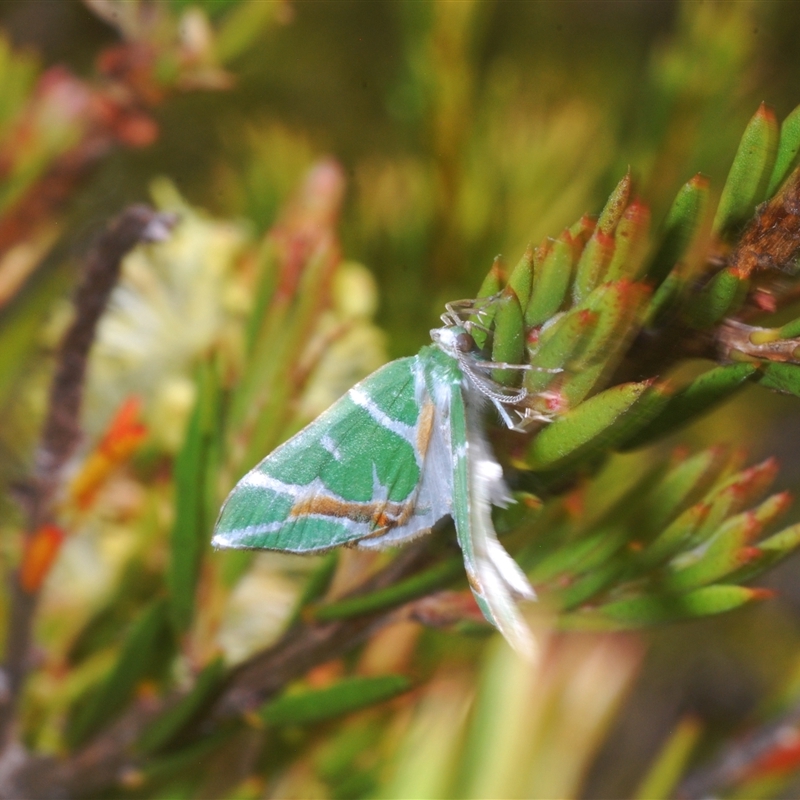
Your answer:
[213,302,542,656]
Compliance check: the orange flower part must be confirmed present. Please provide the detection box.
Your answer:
[20,524,65,593]
[70,396,148,510]
[743,726,800,779]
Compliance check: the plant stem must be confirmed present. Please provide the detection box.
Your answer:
[0,206,176,752]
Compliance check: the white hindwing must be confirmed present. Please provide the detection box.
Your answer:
[460,391,538,658]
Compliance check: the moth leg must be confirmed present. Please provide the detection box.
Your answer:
[463,320,493,338]
[491,398,517,429]
[455,391,538,658]
[514,407,554,429]
[442,296,497,325]
[469,359,562,374]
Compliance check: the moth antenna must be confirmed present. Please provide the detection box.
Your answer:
[458,356,529,413]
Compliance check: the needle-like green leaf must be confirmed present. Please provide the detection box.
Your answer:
[525,231,575,327]
[620,363,760,450]
[168,359,223,635]
[767,103,800,197]
[66,599,174,749]
[646,174,709,287]
[525,380,653,471]
[713,102,779,240]
[260,675,411,726]
[491,285,525,385]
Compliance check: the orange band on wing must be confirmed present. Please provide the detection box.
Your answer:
[416,400,435,458]
[289,495,415,532]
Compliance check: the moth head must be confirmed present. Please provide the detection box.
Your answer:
[430,324,476,357]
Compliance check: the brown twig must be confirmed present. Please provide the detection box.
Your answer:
[4,539,438,799]
[0,206,176,754]
[37,206,175,492]
[716,319,800,363]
